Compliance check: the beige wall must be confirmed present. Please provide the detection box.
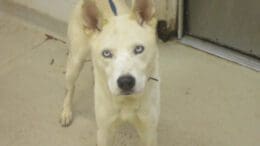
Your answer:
[11,0,78,22]
[11,0,178,30]
[156,0,178,31]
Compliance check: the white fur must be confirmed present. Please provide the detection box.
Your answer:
[60,0,160,146]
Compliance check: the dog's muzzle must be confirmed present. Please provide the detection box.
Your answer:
[117,75,135,94]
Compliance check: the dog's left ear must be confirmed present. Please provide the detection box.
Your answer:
[132,0,156,25]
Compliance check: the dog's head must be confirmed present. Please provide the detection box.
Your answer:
[82,0,158,96]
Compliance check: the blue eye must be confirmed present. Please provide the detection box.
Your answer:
[102,49,113,58]
[134,45,145,54]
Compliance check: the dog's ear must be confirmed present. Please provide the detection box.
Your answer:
[82,0,102,31]
[132,0,156,25]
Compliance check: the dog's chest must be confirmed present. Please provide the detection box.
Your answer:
[116,99,140,122]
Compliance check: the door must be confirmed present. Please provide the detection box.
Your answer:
[185,0,260,58]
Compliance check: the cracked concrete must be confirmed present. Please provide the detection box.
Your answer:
[0,12,260,146]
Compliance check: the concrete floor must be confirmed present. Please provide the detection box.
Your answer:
[0,12,260,146]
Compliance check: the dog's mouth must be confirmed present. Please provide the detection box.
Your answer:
[120,90,134,96]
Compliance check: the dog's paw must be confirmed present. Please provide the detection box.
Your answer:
[60,109,73,127]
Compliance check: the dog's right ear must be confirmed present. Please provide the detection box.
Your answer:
[82,0,101,31]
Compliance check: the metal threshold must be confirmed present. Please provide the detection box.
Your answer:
[180,36,260,72]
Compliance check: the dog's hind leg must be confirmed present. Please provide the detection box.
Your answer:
[60,53,85,127]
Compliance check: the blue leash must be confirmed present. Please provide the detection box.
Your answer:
[108,0,118,16]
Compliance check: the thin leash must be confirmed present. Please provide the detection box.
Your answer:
[148,77,159,82]
[108,0,118,16]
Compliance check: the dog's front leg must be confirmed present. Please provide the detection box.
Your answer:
[139,127,157,146]
[134,118,158,146]
[96,107,117,146]
[60,54,85,127]
[97,118,118,146]
[97,126,115,146]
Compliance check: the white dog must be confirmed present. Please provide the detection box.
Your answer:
[60,0,160,145]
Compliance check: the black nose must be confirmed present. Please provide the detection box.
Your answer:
[117,75,135,91]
